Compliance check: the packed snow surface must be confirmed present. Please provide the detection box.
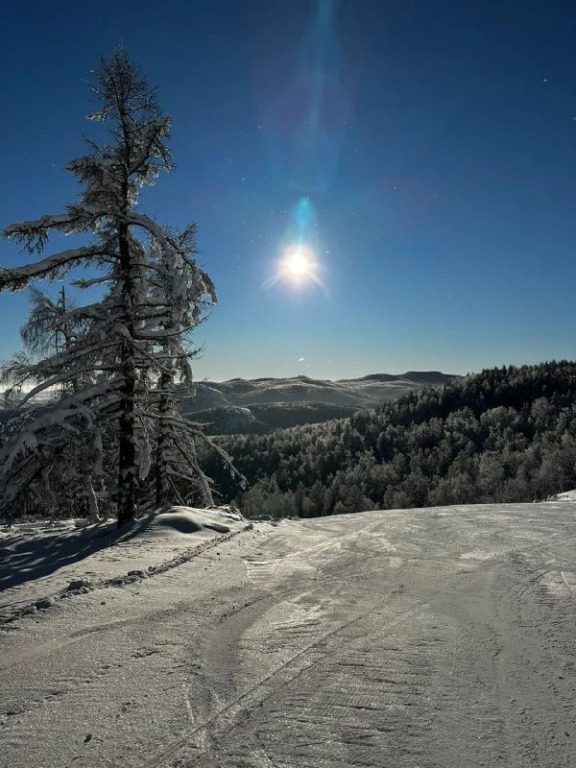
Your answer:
[545,488,576,502]
[0,506,246,618]
[1,502,576,767]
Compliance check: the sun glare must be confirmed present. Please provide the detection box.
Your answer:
[280,245,316,283]
[262,242,326,293]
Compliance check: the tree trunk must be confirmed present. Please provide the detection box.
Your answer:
[188,438,214,507]
[117,344,138,525]
[86,474,102,523]
[41,465,56,521]
[155,370,173,508]
[117,217,139,527]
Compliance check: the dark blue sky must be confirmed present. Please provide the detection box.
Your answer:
[1,0,576,380]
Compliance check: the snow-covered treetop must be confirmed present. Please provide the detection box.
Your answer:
[1,50,175,286]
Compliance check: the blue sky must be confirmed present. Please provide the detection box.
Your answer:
[1,0,576,381]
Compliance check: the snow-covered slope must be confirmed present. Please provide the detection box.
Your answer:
[545,489,576,502]
[180,371,456,411]
[1,501,575,767]
[177,371,457,433]
[0,507,248,623]
[0,372,456,435]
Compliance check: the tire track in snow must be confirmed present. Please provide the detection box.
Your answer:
[144,600,428,767]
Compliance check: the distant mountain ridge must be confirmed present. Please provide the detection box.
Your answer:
[0,372,458,436]
[179,371,458,434]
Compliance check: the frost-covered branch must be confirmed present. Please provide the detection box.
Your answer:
[0,246,114,291]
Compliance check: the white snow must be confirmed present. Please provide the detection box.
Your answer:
[1,501,576,768]
[545,489,576,502]
[0,506,247,622]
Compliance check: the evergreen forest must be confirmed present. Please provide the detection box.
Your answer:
[204,361,576,518]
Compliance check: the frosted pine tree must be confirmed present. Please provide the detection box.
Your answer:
[0,287,108,521]
[143,232,244,508]
[0,51,230,525]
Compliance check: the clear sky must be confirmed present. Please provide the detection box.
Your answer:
[1,0,576,381]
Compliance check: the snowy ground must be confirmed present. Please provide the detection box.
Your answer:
[0,507,248,624]
[1,501,576,767]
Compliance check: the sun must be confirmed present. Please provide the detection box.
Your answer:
[279,245,316,283]
[284,250,310,278]
[262,242,325,292]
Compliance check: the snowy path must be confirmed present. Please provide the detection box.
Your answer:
[1,503,576,767]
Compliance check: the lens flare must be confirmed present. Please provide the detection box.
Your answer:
[280,245,316,282]
[261,197,327,294]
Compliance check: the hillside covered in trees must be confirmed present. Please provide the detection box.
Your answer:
[205,361,576,517]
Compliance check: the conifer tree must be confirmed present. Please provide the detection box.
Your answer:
[0,51,229,525]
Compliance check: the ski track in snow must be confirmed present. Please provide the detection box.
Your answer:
[0,502,576,767]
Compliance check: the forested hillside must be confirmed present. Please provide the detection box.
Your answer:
[205,361,576,517]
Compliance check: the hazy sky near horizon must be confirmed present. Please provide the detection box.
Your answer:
[1,0,576,381]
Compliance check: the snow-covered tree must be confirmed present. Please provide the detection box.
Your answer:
[0,51,230,525]
[0,286,112,521]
